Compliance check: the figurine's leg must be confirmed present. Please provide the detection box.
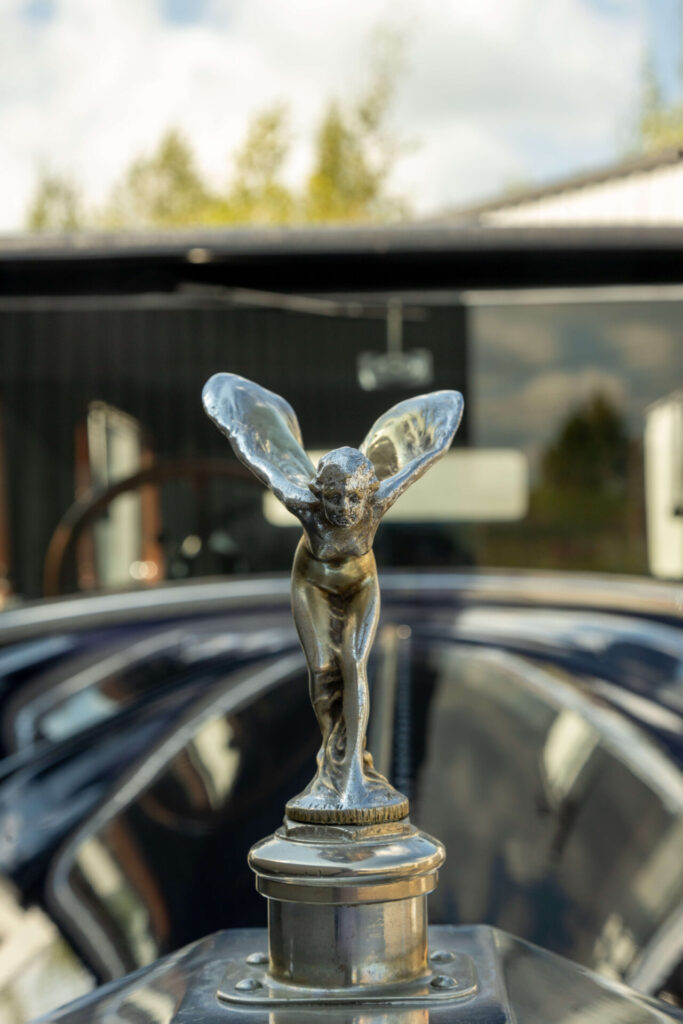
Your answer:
[291,574,342,782]
[339,572,380,794]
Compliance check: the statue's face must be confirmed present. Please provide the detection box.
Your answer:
[321,478,366,528]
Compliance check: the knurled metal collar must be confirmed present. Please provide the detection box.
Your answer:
[248,817,445,906]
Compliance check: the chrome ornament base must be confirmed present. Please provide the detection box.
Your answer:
[285,786,409,824]
[217,940,478,1006]
[249,816,444,906]
[245,816,446,994]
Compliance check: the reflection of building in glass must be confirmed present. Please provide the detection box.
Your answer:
[471,297,683,574]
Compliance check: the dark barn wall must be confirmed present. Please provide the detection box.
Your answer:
[0,299,467,597]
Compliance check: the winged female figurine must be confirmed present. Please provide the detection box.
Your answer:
[202,373,464,824]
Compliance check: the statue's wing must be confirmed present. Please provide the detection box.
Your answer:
[202,373,316,509]
[360,390,464,505]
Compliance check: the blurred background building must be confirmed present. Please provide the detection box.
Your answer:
[445,148,683,227]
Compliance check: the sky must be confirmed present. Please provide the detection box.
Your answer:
[0,0,681,232]
[472,299,683,456]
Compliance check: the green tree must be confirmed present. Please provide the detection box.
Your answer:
[639,100,683,151]
[541,392,630,494]
[26,171,83,231]
[636,13,683,153]
[476,392,645,574]
[305,26,408,222]
[103,128,213,228]
[638,63,683,152]
[225,104,295,224]
[24,25,410,231]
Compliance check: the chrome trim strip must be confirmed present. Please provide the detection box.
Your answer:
[1,571,681,641]
[627,902,683,995]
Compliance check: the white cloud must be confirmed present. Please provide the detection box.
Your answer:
[605,317,680,371]
[470,307,564,368]
[0,0,644,230]
[484,366,627,445]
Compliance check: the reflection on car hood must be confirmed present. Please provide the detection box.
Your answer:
[0,570,681,999]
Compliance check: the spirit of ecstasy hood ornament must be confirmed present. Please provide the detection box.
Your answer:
[202,372,464,825]
[202,372,465,1003]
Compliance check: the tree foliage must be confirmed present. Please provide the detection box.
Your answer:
[305,26,408,223]
[103,129,211,228]
[478,392,644,575]
[540,392,630,494]
[638,70,683,152]
[226,104,294,224]
[25,27,409,231]
[639,99,683,152]
[26,171,83,231]
[636,27,683,154]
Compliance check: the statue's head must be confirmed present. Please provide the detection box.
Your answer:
[310,447,379,527]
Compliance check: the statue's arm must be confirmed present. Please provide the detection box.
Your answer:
[202,373,316,514]
[361,390,464,512]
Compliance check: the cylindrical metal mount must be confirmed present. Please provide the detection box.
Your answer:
[248,818,445,991]
[268,895,428,987]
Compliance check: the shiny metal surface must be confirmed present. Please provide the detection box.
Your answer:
[219,921,477,1003]
[202,375,462,1001]
[2,569,682,644]
[250,819,443,885]
[43,653,308,980]
[414,641,683,990]
[36,925,683,1022]
[2,577,683,1004]
[203,373,463,823]
[265,897,430,989]
[248,816,444,991]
